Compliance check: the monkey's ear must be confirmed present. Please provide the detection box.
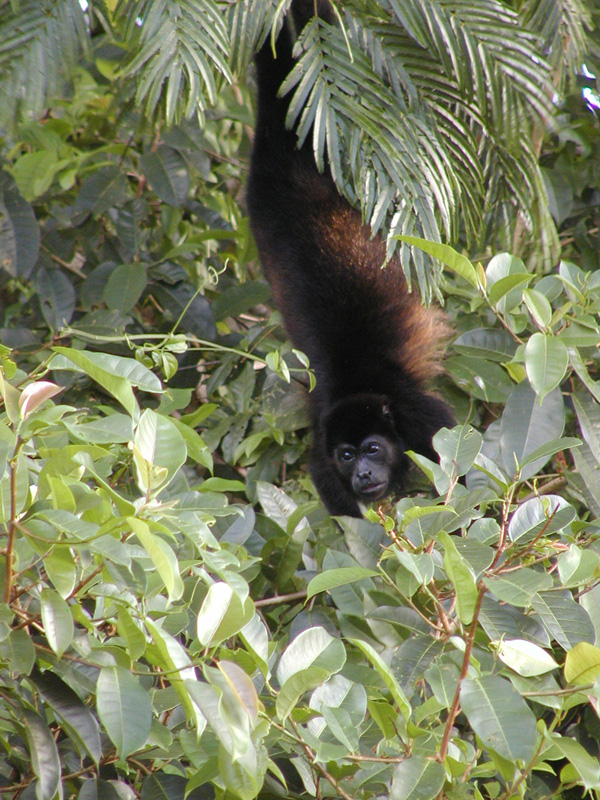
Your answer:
[382,402,392,419]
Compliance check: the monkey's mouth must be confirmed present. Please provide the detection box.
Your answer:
[358,482,388,500]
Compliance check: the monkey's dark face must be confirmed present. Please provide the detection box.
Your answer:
[324,394,408,505]
[334,434,397,500]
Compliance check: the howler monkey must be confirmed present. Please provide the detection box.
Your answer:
[247,0,454,518]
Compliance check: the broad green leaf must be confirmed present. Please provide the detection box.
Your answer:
[52,347,139,418]
[141,145,190,206]
[573,392,600,464]
[532,591,595,650]
[547,733,600,791]
[196,582,254,647]
[306,567,379,600]
[276,666,332,721]
[488,272,533,306]
[277,627,346,685]
[34,669,101,763]
[460,674,538,762]
[439,531,478,625]
[104,263,147,312]
[117,608,146,661]
[350,638,411,719]
[433,424,482,477]
[390,755,446,800]
[53,348,162,393]
[499,382,564,479]
[508,495,576,542]
[0,179,40,277]
[522,288,552,328]
[146,620,205,731]
[452,328,517,362]
[0,629,35,675]
[37,266,76,329]
[128,517,183,603]
[395,236,479,287]
[495,639,559,676]
[524,333,569,401]
[40,588,74,657]
[75,165,127,213]
[43,548,77,598]
[564,642,600,685]
[484,568,552,607]
[132,409,187,495]
[22,710,61,800]
[97,665,152,759]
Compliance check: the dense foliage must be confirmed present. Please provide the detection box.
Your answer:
[1,1,600,799]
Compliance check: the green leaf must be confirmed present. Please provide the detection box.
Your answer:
[277,627,346,685]
[547,733,600,791]
[40,588,74,657]
[508,495,576,542]
[439,531,478,624]
[196,581,254,647]
[97,665,152,759]
[434,423,482,477]
[0,178,40,277]
[350,638,411,720]
[36,266,76,329]
[104,263,148,312]
[495,639,559,676]
[395,236,479,286]
[141,146,190,206]
[34,669,102,763]
[499,382,564,479]
[390,755,446,800]
[76,165,128,213]
[522,288,552,328]
[22,710,61,800]
[524,333,569,401]
[564,642,600,685]
[0,629,35,675]
[132,409,187,495]
[276,666,332,721]
[484,568,552,607]
[306,567,379,600]
[532,591,595,650]
[128,517,183,603]
[52,347,140,418]
[459,674,538,762]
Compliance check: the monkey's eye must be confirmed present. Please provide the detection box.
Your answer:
[338,448,355,463]
[366,442,380,455]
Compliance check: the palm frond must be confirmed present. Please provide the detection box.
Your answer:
[0,0,89,130]
[114,0,232,125]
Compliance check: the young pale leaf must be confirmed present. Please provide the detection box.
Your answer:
[97,666,152,759]
[460,674,538,762]
[564,642,600,685]
[494,639,559,676]
[22,710,61,800]
[306,567,379,600]
[390,755,446,800]
[525,333,569,401]
[40,588,74,657]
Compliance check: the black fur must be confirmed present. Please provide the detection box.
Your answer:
[247,1,454,517]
